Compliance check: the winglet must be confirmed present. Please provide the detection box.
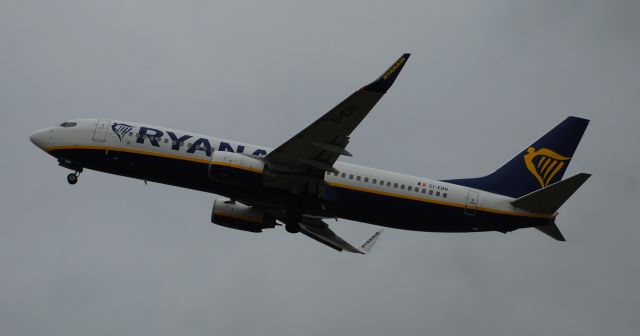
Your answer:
[364,53,411,93]
[358,229,383,254]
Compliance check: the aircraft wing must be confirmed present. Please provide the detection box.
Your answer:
[265,53,410,177]
[299,218,383,254]
[233,198,384,254]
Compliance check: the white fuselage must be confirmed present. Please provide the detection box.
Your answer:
[30,119,551,233]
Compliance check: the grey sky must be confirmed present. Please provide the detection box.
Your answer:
[1,0,639,335]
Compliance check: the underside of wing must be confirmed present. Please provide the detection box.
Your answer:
[265,53,411,178]
[298,218,383,254]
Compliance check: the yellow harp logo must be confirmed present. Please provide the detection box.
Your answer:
[524,147,571,187]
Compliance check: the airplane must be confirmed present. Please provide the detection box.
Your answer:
[29,53,591,254]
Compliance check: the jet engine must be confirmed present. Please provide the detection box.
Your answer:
[211,199,276,233]
[208,152,265,185]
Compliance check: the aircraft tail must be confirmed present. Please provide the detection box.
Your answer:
[512,172,591,241]
[511,173,591,214]
[534,223,566,241]
[445,116,589,198]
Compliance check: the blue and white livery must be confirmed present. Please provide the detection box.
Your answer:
[29,54,590,254]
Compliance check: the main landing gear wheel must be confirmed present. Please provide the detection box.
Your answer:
[284,208,302,234]
[67,172,79,185]
[285,223,300,234]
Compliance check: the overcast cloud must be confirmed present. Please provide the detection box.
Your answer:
[1,1,639,335]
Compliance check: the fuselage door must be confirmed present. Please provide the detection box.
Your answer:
[92,119,110,142]
[465,190,479,216]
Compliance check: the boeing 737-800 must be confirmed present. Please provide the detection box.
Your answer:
[29,54,590,254]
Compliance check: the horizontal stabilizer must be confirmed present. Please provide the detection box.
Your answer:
[511,173,591,214]
[534,223,566,241]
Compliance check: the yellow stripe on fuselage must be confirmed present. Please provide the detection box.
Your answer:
[46,145,211,164]
[327,182,553,219]
[47,145,553,220]
[209,161,263,174]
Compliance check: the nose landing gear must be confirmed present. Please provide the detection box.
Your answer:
[67,172,80,185]
[58,159,83,185]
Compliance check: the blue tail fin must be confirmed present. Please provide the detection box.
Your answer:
[445,116,589,198]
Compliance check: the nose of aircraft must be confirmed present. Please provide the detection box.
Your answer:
[29,128,51,150]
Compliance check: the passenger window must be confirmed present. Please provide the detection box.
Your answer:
[408,186,412,191]
[372,179,377,184]
[357,176,361,181]
[128,132,133,137]
[365,177,369,182]
[429,190,433,195]
[443,193,448,198]
[386,182,391,187]
[380,180,384,186]
[349,174,354,179]
[401,185,405,190]
[394,183,398,188]
[341,173,346,178]
[164,138,169,143]
[436,191,440,196]
[421,189,426,194]
[415,188,419,193]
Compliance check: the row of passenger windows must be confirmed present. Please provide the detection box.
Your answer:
[329,171,447,198]
[127,131,448,198]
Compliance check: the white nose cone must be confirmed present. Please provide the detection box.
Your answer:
[29,129,50,150]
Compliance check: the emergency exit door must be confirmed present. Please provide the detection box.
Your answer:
[92,120,109,142]
[465,190,479,216]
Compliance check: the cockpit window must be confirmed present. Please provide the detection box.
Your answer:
[59,122,77,128]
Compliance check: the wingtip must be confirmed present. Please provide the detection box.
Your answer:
[567,116,591,123]
[364,53,411,93]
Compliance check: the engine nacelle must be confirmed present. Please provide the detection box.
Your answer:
[208,152,265,185]
[211,199,276,233]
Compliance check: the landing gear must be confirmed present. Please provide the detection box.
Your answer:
[284,208,302,234]
[59,159,83,185]
[67,172,79,185]
[285,223,301,234]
